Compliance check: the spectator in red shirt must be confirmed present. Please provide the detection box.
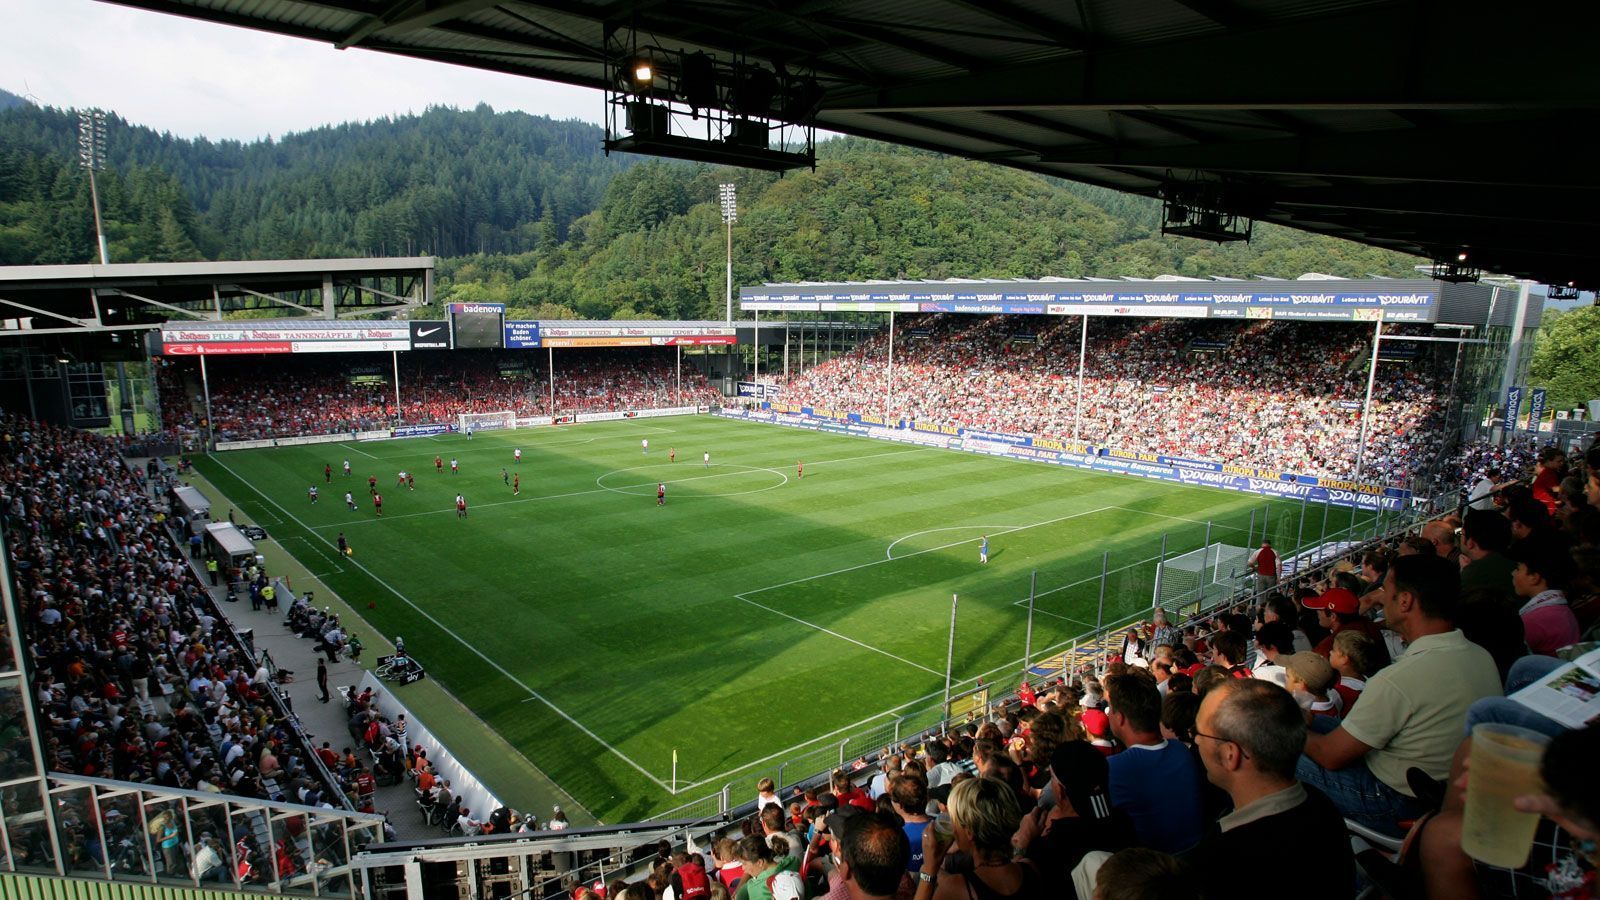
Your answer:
[1530,447,1566,515]
[1304,588,1390,669]
[832,769,875,812]
[1247,540,1280,591]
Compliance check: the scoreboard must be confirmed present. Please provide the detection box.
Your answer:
[449,303,504,349]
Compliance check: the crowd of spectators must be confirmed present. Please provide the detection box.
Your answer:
[624,441,1598,900]
[157,349,720,442]
[775,315,1452,481]
[0,413,375,880]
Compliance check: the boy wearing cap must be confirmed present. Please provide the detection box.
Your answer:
[1304,587,1390,668]
[1281,652,1342,720]
[1078,710,1114,757]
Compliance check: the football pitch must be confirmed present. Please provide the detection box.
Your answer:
[191,414,1379,821]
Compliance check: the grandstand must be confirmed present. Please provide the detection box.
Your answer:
[770,315,1449,482]
[4,0,1596,890]
[157,347,723,444]
[0,257,1566,900]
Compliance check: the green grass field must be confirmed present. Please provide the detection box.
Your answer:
[191,415,1379,821]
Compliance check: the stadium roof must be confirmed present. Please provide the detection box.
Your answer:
[0,258,433,335]
[99,0,1600,290]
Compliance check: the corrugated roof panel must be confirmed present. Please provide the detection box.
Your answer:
[1083,0,1227,46]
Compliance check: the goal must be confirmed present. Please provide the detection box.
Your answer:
[457,410,516,434]
[1152,542,1251,611]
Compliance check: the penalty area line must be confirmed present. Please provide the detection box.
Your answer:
[739,506,1116,599]
[731,592,941,676]
[723,505,1116,683]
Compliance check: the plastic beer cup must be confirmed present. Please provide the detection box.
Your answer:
[1460,723,1550,868]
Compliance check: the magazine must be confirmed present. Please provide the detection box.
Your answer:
[1509,647,1600,729]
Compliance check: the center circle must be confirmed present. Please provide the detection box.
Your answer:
[595,464,789,498]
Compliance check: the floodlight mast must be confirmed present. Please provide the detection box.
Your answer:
[720,183,737,325]
[78,109,110,265]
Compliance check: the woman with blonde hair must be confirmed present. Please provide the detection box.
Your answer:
[913,777,1042,900]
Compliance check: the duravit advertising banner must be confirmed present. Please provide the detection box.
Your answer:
[719,406,1407,511]
[742,283,1437,323]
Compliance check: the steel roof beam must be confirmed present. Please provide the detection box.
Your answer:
[824,5,1600,112]
[337,0,506,50]
[939,0,1089,50]
[1033,121,1595,189]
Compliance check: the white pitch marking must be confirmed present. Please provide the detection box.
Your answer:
[313,447,929,528]
[738,506,1116,598]
[885,525,1023,561]
[732,593,942,675]
[1110,506,1250,532]
[725,507,1116,681]
[205,454,675,793]
[339,442,382,460]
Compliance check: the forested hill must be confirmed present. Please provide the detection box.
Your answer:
[0,99,626,262]
[436,140,1421,320]
[1,91,1421,321]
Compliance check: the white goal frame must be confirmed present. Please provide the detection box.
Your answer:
[457,410,517,434]
[1152,542,1251,610]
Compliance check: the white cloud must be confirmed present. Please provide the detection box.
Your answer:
[0,0,605,141]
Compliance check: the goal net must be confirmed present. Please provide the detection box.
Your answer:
[1153,542,1252,611]
[457,410,516,434]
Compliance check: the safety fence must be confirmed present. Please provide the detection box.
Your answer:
[645,490,1445,825]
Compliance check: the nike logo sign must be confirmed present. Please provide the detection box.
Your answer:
[417,327,442,337]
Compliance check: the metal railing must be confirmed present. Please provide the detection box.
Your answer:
[646,493,1443,824]
[11,773,386,897]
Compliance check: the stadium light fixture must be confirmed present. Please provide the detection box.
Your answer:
[1158,177,1252,243]
[721,183,737,324]
[603,31,816,171]
[77,109,111,265]
[1429,249,1482,284]
[624,54,655,91]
